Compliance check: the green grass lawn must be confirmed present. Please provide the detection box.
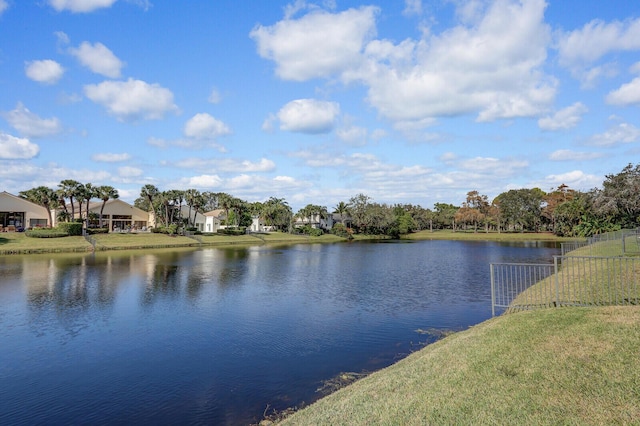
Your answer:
[0,232,92,254]
[280,306,640,425]
[405,229,571,242]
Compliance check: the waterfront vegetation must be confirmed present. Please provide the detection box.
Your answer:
[0,229,569,255]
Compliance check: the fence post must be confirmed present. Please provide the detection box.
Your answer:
[490,264,495,317]
[554,256,559,307]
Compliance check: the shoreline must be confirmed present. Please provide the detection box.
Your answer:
[0,230,572,256]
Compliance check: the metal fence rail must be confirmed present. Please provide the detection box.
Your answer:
[561,229,640,256]
[491,256,640,315]
[490,262,557,316]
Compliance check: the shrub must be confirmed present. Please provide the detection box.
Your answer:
[331,223,353,239]
[217,227,246,235]
[57,222,83,236]
[87,228,109,234]
[25,229,69,238]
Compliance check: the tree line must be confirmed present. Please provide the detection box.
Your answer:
[17,163,640,237]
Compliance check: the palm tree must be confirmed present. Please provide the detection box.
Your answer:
[96,185,119,228]
[140,184,159,225]
[333,201,350,225]
[79,183,98,228]
[19,186,57,227]
[185,189,200,227]
[58,179,82,220]
[217,193,234,226]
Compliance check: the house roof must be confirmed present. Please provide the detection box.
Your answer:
[204,209,226,218]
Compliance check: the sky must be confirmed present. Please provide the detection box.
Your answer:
[0,0,639,212]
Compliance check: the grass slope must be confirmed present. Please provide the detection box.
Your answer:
[282,307,640,425]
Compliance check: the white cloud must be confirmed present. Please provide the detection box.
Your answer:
[251,6,378,81]
[549,150,604,161]
[174,157,276,173]
[48,0,118,13]
[92,152,132,162]
[538,102,588,131]
[25,60,65,84]
[2,103,63,138]
[118,166,143,177]
[183,113,231,139]
[403,0,422,17]
[557,17,640,67]
[367,0,554,123]
[277,99,340,134]
[589,122,640,147]
[557,17,640,84]
[458,156,528,177]
[0,133,40,159]
[606,77,640,106]
[69,41,124,78]
[208,88,222,104]
[181,174,223,188]
[84,78,178,121]
[0,0,8,15]
[532,170,602,192]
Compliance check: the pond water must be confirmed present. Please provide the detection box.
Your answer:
[0,239,559,425]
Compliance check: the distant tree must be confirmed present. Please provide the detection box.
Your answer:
[96,185,119,228]
[58,179,82,220]
[333,201,351,225]
[433,203,459,231]
[348,193,372,233]
[593,163,640,228]
[493,188,546,232]
[19,186,57,227]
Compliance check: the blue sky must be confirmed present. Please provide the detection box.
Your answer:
[1,0,639,211]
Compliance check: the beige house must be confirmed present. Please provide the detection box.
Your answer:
[58,198,150,231]
[0,191,50,231]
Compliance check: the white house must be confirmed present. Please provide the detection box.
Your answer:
[204,209,226,233]
[250,215,275,233]
[177,205,207,231]
[0,191,50,230]
[293,212,334,231]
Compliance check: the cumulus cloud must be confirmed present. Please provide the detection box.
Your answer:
[174,157,275,173]
[277,99,340,134]
[181,174,223,188]
[184,113,231,140]
[118,166,143,177]
[92,152,132,162]
[588,122,640,146]
[25,60,65,84]
[253,0,555,124]
[557,17,640,84]
[557,17,640,68]
[48,0,117,13]
[250,6,378,81]
[69,41,124,78]
[2,103,63,138]
[0,133,40,159]
[606,77,640,106]
[538,102,588,131]
[549,150,604,161]
[84,78,178,121]
[533,170,603,191]
[363,0,555,123]
[0,0,8,15]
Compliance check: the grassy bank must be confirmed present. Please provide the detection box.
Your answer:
[281,306,640,425]
[0,231,348,255]
[1,229,569,255]
[404,229,572,242]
